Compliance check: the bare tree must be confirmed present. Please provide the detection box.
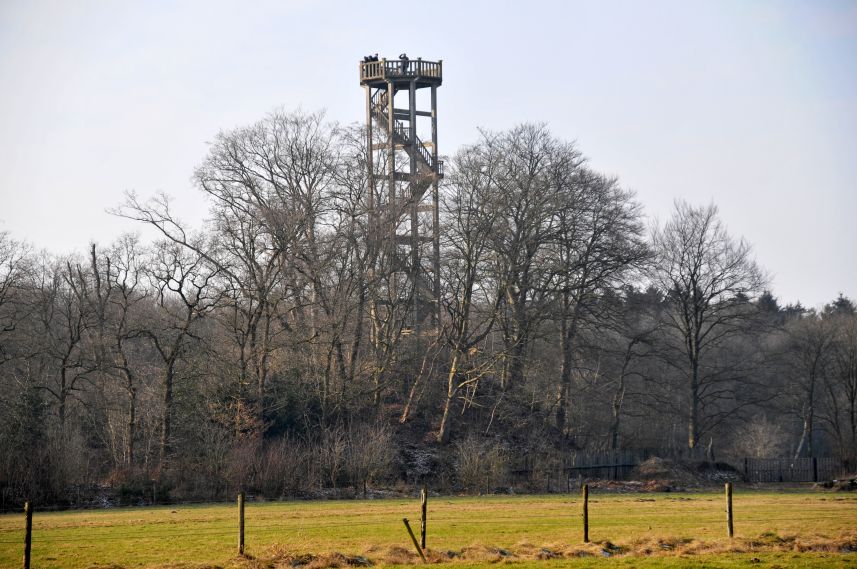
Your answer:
[480,124,564,390]
[599,287,663,450]
[88,236,149,467]
[730,416,789,458]
[786,313,836,458]
[435,142,502,443]
[144,239,221,470]
[32,255,97,431]
[194,110,336,413]
[0,231,32,366]
[832,313,857,463]
[816,306,857,462]
[551,169,648,438]
[118,110,344,428]
[650,201,767,448]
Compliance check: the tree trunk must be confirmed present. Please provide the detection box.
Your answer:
[556,321,572,435]
[159,364,174,471]
[347,283,366,384]
[372,368,382,407]
[508,338,525,387]
[807,400,815,458]
[850,392,856,461]
[126,382,136,466]
[794,412,809,459]
[257,306,272,406]
[689,358,699,449]
[847,367,856,461]
[795,370,817,459]
[58,361,70,430]
[610,381,625,451]
[437,352,460,444]
[610,342,634,451]
[556,295,580,436]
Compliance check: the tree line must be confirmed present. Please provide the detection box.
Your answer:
[0,110,854,507]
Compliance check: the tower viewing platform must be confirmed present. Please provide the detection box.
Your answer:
[360,53,443,333]
[359,57,442,88]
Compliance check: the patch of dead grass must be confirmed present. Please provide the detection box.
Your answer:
[146,559,227,569]
[223,531,857,567]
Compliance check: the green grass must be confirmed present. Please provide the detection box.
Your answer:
[0,490,855,568]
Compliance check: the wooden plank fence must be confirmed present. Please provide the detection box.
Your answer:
[564,449,640,480]
[743,457,844,483]
[510,447,708,483]
[512,449,847,484]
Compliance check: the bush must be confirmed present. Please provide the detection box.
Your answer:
[454,434,508,494]
[105,468,171,505]
[258,436,316,498]
[345,422,396,494]
[728,417,789,459]
[317,426,348,490]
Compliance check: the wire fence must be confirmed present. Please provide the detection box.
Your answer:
[0,483,857,569]
[0,498,236,516]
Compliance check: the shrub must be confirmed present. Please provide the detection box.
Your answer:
[454,434,508,494]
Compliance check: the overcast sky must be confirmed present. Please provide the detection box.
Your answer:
[0,0,854,308]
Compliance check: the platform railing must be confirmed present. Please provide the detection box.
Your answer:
[360,59,442,83]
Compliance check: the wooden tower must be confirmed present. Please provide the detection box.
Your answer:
[359,56,443,335]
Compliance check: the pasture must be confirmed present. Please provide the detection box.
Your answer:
[1,490,855,568]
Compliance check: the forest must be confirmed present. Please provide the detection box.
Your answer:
[1,109,855,508]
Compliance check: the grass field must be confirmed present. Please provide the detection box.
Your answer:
[1,489,855,568]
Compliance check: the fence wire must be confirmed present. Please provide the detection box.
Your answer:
[1,498,855,549]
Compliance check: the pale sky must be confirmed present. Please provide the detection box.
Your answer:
[1,0,855,308]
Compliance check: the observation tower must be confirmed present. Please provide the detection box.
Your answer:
[359,55,443,334]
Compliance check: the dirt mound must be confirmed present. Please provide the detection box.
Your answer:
[633,457,697,484]
[814,475,857,491]
[579,458,745,492]
[693,460,743,483]
[588,479,682,493]
[580,457,743,492]
[632,457,742,487]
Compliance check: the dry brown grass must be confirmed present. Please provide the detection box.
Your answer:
[213,531,857,568]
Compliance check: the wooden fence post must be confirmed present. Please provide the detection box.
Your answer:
[403,518,427,563]
[812,457,818,482]
[238,492,245,556]
[420,486,427,549]
[23,501,32,569]
[582,484,589,543]
[725,482,734,538]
